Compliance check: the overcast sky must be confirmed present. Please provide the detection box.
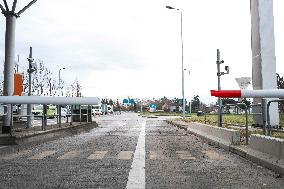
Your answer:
[0,0,283,103]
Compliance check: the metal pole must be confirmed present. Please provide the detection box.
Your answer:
[267,101,271,136]
[245,105,249,145]
[59,69,61,96]
[58,105,61,127]
[181,11,185,118]
[261,99,267,135]
[3,14,16,134]
[217,49,222,127]
[27,47,33,128]
[140,100,143,113]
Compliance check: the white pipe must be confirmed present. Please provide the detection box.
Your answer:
[211,89,284,98]
[0,96,100,105]
[242,89,284,98]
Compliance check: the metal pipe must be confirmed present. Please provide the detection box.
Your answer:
[0,3,6,12]
[58,105,61,127]
[261,99,267,135]
[3,14,16,134]
[12,0,17,12]
[266,99,284,136]
[217,49,222,127]
[27,47,33,128]
[244,104,249,145]
[0,96,100,105]
[3,0,9,11]
[17,0,37,16]
[180,11,185,118]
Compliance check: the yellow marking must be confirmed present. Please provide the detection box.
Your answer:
[118,151,133,160]
[57,151,81,160]
[202,150,225,160]
[87,151,108,160]
[176,151,196,160]
[28,150,56,160]
[1,150,31,160]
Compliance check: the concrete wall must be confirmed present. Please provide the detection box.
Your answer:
[187,122,240,145]
[249,134,284,160]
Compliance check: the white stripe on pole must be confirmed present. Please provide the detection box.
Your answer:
[0,96,100,105]
[241,89,284,98]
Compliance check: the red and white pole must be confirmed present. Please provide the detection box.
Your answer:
[210,89,284,98]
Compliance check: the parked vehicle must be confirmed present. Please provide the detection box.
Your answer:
[107,105,113,114]
[47,105,57,118]
[61,107,67,118]
[32,104,57,118]
[92,105,103,115]
[32,105,43,115]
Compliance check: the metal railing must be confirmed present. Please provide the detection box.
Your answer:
[266,99,284,136]
[1,104,95,132]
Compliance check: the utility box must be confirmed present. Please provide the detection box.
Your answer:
[71,105,92,122]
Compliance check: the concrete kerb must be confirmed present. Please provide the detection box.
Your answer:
[0,122,98,148]
[166,119,284,176]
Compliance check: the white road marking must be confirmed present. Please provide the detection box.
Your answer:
[57,150,81,160]
[28,150,56,160]
[88,151,108,160]
[118,151,133,160]
[202,150,225,160]
[149,151,158,160]
[126,121,145,189]
[1,150,31,160]
[0,146,7,149]
[176,151,196,160]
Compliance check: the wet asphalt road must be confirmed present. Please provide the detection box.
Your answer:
[0,113,284,188]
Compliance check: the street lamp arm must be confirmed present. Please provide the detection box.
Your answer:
[0,3,6,13]
[12,0,17,12]
[166,6,175,9]
[2,0,9,11]
[17,0,37,16]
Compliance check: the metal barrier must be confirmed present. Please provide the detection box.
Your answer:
[266,99,284,136]
[0,96,99,132]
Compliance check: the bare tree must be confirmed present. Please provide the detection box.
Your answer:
[70,79,82,97]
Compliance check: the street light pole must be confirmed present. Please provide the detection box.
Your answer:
[27,47,35,128]
[166,6,185,118]
[59,67,65,96]
[1,0,38,133]
[216,49,229,127]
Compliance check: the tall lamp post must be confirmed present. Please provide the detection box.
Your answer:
[0,0,38,133]
[166,5,185,118]
[59,67,65,96]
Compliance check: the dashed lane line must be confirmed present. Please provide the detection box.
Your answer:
[202,150,225,161]
[28,150,56,160]
[149,151,158,160]
[1,150,31,160]
[118,151,134,160]
[176,151,196,160]
[57,150,82,160]
[87,151,108,160]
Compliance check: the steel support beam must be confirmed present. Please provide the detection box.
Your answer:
[250,0,279,126]
[2,14,16,133]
